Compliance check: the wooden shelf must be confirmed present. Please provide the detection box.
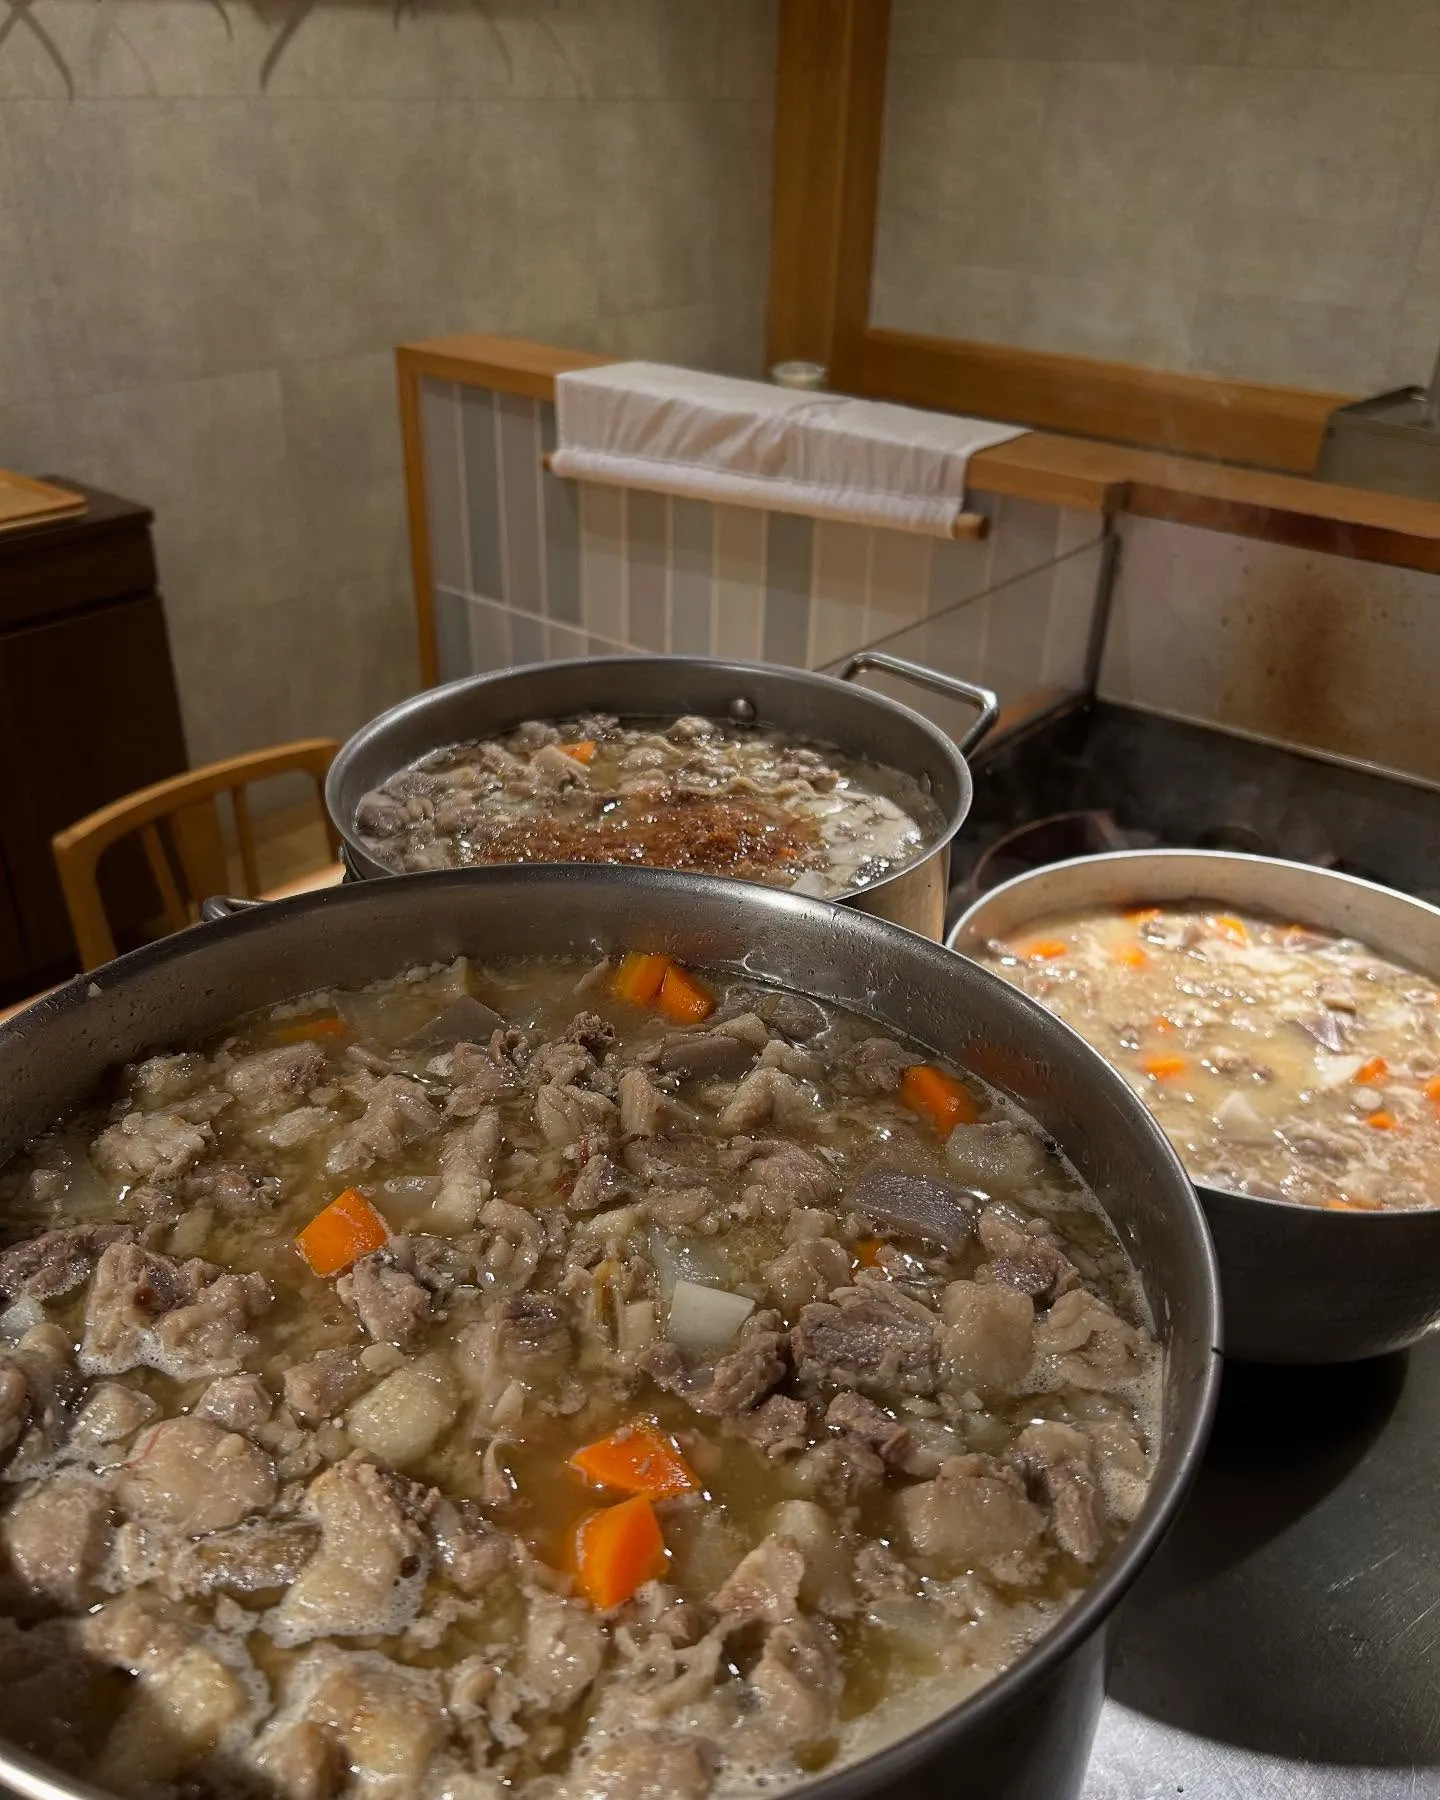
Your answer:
[396,333,1440,580]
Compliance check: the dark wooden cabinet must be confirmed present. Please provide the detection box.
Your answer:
[0,483,189,998]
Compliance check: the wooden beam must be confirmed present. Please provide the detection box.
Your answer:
[848,326,1347,477]
[767,0,892,378]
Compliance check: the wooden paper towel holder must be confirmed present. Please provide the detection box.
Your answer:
[539,455,989,540]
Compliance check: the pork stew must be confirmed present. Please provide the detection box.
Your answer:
[355,714,945,898]
[977,902,1440,1212]
[0,952,1160,1800]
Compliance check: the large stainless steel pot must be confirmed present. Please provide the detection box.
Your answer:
[0,868,1218,1800]
[325,651,999,941]
[949,849,1440,1366]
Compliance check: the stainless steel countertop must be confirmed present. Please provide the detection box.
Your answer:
[1086,1339,1440,1797]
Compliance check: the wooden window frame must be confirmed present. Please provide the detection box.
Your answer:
[766,0,1345,476]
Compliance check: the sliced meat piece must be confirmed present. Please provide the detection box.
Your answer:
[1295,1011,1349,1053]
[118,1417,277,1536]
[710,1534,803,1627]
[184,1160,284,1208]
[128,1052,209,1107]
[403,995,507,1052]
[283,1348,371,1426]
[535,1084,617,1149]
[763,1237,851,1315]
[1,1471,113,1606]
[457,1295,572,1410]
[256,1646,446,1799]
[563,1012,617,1057]
[337,1253,432,1346]
[824,1392,909,1464]
[428,1498,512,1594]
[0,1362,30,1464]
[718,1069,818,1134]
[443,1040,522,1115]
[69,1381,157,1449]
[567,1729,717,1800]
[753,992,827,1042]
[224,1042,328,1115]
[641,1315,787,1418]
[433,1107,501,1231]
[850,1168,977,1252]
[725,1140,839,1215]
[175,1518,322,1597]
[91,1110,211,1184]
[267,1456,433,1647]
[725,1393,809,1460]
[659,1034,755,1082]
[1010,1422,1107,1565]
[792,1436,884,1508]
[1031,1289,1147,1393]
[568,1154,629,1214]
[750,1617,841,1745]
[194,1372,272,1433]
[519,1593,604,1711]
[791,1284,938,1398]
[624,1134,714,1192]
[976,1205,1079,1303]
[324,1076,441,1175]
[0,1225,129,1304]
[853,1540,918,1601]
[618,1068,673,1138]
[80,1241,270,1380]
[530,1041,596,1090]
[840,1036,921,1095]
[938,1280,1035,1397]
[897,1453,1045,1577]
[475,1198,544,1296]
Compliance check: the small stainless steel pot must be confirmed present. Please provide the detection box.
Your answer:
[0,867,1218,1800]
[949,849,1440,1365]
[324,651,999,941]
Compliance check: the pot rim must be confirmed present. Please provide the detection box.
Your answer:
[0,866,1221,1800]
[948,846,1440,1228]
[323,654,978,904]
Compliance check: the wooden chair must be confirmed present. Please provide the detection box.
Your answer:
[52,739,343,971]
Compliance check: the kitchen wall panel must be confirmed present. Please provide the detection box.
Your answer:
[417,381,1108,743]
[877,0,1440,397]
[0,0,778,767]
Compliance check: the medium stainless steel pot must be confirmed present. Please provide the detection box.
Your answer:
[0,867,1218,1800]
[949,849,1440,1366]
[324,651,1000,941]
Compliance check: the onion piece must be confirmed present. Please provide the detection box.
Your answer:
[667,1279,755,1355]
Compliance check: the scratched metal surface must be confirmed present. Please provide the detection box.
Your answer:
[1085,1337,1440,1798]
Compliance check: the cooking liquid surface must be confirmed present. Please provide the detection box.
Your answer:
[0,955,1158,1800]
[355,713,946,898]
[976,902,1440,1211]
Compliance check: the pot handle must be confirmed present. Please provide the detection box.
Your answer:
[199,895,264,924]
[838,651,1000,756]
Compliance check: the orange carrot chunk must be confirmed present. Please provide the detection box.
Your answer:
[612,951,672,1008]
[1353,1057,1389,1086]
[1208,914,1250,944]
[1025,938,1070,960]
[1326,1196,1381,1212]
[900,1063,977,1134]
[574,1495,667,1610]
[562,740,597,764]
[1114,947,1149,970]
[656,964,715,1026]
[295,1187,389,1278]
[568,1423,697,1500]
[273,1014,349,1044]
[1365,1111,1397,1130]
[852,1237,884,1269]
[1140,1054,1188,1080]
[1426,1075,1440,1104]
[1124,907,1161,925]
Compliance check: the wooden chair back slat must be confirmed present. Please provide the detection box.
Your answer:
[52,738,341,973]
[231,786,261,898]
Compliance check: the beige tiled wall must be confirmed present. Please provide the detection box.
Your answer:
[876,0,1440,395]
[0,0,777,766]
[1099,517,1440,785]
[419,381,1109,745]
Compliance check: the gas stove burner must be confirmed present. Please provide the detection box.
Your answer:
[964,810,1145,902]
